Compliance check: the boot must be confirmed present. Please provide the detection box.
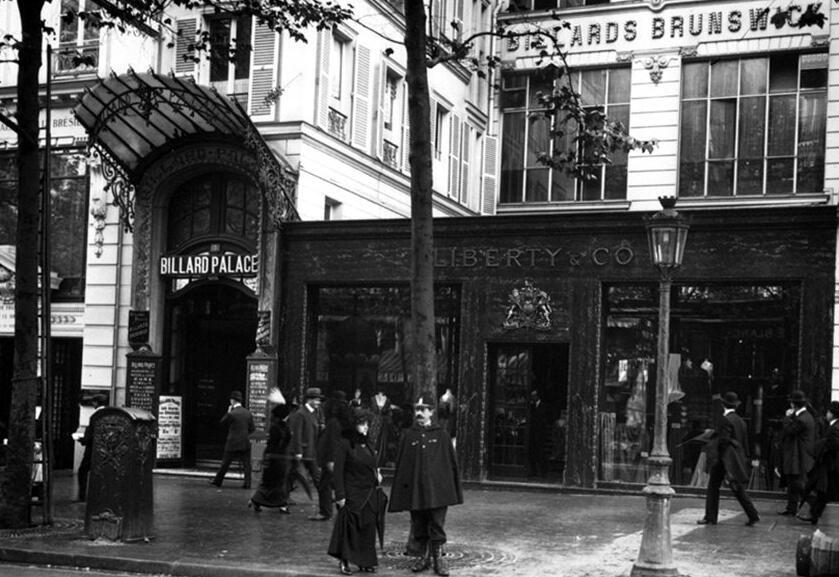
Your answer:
[411,544,431,573]
[432,543,449,577]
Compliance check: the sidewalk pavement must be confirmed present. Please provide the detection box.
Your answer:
[0,470,820,577]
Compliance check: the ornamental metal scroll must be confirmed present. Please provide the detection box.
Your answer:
[243,123,300,227]
[502,279,553,331]
[89,144,136,233]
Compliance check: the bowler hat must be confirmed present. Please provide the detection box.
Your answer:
[330,390,347,402]
[790,390,808,404]
[722,391,741,408]
[230,390,244,403]
[828,401,839,417]
[414,396,433,409]
[304,387,325,399]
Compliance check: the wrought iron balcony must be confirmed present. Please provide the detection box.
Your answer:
[383,140,399,168]
[328,108,348,141]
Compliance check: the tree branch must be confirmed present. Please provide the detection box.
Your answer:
[0,111,36,147]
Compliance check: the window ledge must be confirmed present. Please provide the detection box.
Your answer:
[670,193,832,210]
[497,200,632,214]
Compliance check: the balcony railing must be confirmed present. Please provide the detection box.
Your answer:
[383,140,399,169]
[55,42,98,75]
[328,108,348,141]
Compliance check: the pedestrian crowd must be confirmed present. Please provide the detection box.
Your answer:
[696,388,839,528]
[208,386,461,576]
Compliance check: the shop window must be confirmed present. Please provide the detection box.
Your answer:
[207,14,252,104]
[167,173,259,251]
[500,66,630,204]
[599,283,800,490]
[0,150,89,301]
[679,52,827,197]
[56,0,101,74]
[310,285,461,468]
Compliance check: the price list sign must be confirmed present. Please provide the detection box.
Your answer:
[157,395,182,460]
[247,360,270,432]
[126,351,162,415]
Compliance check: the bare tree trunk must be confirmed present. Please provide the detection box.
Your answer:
[403,0,436,406]
[0,0,45,528]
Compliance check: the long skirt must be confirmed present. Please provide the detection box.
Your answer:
[328,501,378,568]
[250,454,290,508]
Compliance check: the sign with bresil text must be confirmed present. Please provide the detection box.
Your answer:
[159,253,259,278]
[501,0,827,61]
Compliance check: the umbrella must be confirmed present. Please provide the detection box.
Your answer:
[676,429,716,448]
[374,486,389,549]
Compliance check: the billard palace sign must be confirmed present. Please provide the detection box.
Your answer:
[159,253,259,278]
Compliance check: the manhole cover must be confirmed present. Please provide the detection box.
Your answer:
[380,541,517,570]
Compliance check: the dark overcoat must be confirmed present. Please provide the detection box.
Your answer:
[328,434,384,567]
[221,405,255,452]
[388,423,463,512]
[813,420,839,498]
[705,411,750,484]
[781,408,816,476]
[288,406,320,460]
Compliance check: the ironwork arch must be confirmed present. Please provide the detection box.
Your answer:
[74,68,298,231]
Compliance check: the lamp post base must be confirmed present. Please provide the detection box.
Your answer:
[631,455,677,577]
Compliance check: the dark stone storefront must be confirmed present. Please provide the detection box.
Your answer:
[278,206,836,488]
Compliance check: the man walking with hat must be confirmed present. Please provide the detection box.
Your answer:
[778,389,816,515]
[389,396,462,576]
[697,391,760,526]
[210,390,255,488]
[797,400,839,524]
[288,387,332,521]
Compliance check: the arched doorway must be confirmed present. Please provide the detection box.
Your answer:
[161,171,260,467]
[166,282,256,466]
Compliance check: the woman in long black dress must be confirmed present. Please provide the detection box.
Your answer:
[248,395,292,513]
[328,409,383,574]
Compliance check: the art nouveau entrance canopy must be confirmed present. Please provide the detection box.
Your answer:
[74,69,297,230]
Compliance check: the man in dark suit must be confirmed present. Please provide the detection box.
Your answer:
[210,390,255,488]
[527,389,550,477]
[697,391,760,526]
[778,389,816,515]
[288,387,331,521]
[797,401,839,524]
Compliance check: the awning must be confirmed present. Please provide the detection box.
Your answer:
[73,69,298,227]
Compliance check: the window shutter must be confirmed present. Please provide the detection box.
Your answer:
[351,44,372,151]
[317,30,332,129]
[372,63,384,159]
[481,135,497,215]
[248,21,278,120]
[460,124,470,205]
[448,115,461,196]
[430,99,438,159]
[402,94,411,174]
[175,18,196,76]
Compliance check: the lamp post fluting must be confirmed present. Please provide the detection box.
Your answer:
[631,196,689,577]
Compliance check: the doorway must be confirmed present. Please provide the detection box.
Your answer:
[165,282,257,466]
[488,343,569,481]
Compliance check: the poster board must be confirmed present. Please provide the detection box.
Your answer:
[157,395,182,460]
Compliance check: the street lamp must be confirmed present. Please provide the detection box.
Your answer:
[631,196,689,577]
